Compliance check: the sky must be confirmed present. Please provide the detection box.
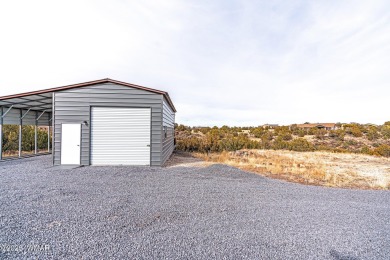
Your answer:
[0,0,389,127]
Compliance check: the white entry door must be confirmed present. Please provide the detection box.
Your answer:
[61,124,81,165]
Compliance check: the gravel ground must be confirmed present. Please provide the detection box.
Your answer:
[0,155,389,259]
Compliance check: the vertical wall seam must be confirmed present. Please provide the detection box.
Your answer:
[0,107,3,160]
[52,92,55,165]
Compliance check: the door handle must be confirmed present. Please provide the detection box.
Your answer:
[146,144,150,147]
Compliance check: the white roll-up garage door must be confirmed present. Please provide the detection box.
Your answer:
[91,107,151,165]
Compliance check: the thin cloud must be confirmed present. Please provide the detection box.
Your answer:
[0,0,389,126]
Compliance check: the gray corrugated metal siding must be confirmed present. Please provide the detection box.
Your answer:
[2,108,50,126]
[161,97,175,165]
[53,83,173,166]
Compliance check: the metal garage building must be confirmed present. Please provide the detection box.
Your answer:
[0,78,176,166]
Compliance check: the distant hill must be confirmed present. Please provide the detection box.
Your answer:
[175,122,390,157]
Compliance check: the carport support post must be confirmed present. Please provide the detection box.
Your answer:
[47,126,50,153]
[48,112,52,153]
[0,107,3,160]
[34,111,38,154]
[19,109,22,157]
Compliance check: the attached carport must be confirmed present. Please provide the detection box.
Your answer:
[0,92,52,160]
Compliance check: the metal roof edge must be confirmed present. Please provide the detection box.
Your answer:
[0,78,177,112]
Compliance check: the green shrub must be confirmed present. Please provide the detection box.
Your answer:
[279,132,293,141]
[2,125,49,154]
[175,124,189,132]
[274,126,291,135]
[289,138,314,152]
[366,127,380,141]
[308,128,317,135]
[381,125,390,139]
[220,135,260,151]
[290,124,299,134]
[260,140,272,149]
[346,140,358,146]
[176,136,202,152]
[251,127,264,138]
[273,137,289,150]
[345,124,363,137]
[374,144,390,157]
[329,129,345,141]
[2,125,19,151]
[261,131,273,142]
[315,129,327,140]
[360,146,373,155]
[297,129,306,137]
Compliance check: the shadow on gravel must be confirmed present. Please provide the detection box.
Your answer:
[330,249,359,260]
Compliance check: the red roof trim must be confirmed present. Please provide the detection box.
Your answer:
[0,78,176,112]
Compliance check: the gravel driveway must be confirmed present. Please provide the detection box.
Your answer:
[0,155,389,259]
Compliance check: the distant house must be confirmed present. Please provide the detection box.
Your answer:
[262,124,279,129]
[364,123,378,128]
[296,123,338,131]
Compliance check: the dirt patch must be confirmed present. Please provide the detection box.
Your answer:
[193,150,390,190]
[164,151,213,168]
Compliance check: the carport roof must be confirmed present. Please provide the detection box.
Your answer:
[0,92,53,112]
[0,78,176,112]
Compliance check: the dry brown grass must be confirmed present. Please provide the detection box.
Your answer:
[194,150,390,190]
[2,150,49,158]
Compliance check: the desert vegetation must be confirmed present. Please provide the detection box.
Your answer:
[175,122,390,189]
[194,150,390,190]
[1,125,50,157]
[175,122,390,157]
